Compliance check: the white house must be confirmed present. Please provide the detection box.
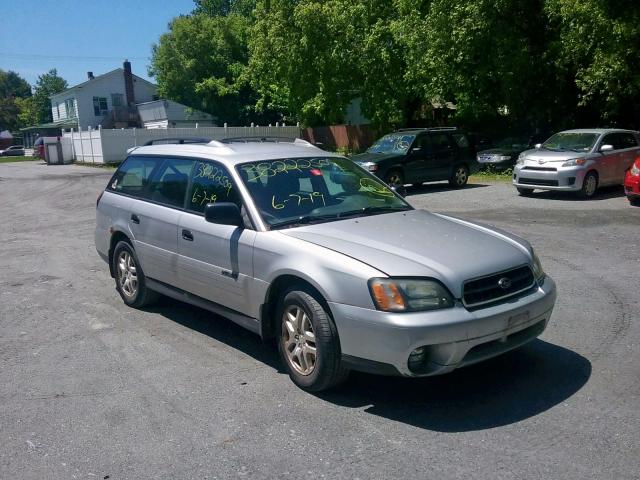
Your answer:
[137,99,216,129]
[50,60,158,130]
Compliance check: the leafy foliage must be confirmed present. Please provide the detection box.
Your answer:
[151,0,640,131]
[31,69,68,125]
[0,70,31,131]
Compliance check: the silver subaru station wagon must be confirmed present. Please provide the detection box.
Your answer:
[96,137,557,391]
[513,128,640,198]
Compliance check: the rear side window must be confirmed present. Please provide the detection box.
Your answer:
[618,133,638,149]
[146,158,194,208]
[108,156,158,198]
[187,160,239,213]
[430,133,453,152]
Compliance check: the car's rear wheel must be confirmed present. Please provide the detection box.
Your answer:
[629,196,640,206]
[384,169,404,189]
[578,172,598,199]
[112,241,158,308]
[517,187,534,196]
[277,288,348,392]
[449,165,469,188]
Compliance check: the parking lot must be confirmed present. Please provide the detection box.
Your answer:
[1,161,638,479]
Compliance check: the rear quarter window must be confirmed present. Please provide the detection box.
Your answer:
[107,156,158,198]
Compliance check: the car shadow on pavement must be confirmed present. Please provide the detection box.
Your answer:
[528,185,626,201]
[317,339,591,432]
[405,183,489,197]
[149,297,285,373]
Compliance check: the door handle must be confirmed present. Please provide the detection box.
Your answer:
[182,229,194,241]
[130,214,140,224]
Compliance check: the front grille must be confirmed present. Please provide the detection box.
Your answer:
[518,177,559,186]
[463,265,535,308]
[522,166,557,172]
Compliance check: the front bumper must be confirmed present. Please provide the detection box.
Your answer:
[330,276,556,377]
[513,164,587,191]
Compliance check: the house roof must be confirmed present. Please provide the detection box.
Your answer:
[50,68,157,100]
[20,118,79,131]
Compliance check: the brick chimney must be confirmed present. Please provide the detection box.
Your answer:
[87,71,94,80]
[123,60,135,106]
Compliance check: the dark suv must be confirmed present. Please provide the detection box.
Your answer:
[351,128,477,189]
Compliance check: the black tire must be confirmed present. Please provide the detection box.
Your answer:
[384,169,404,189]
[517,187,534,196]
[112,240,158,308]
[449,165,469,188]
[578,171,598,199]
[277,288,349,392]
[629,196,640,206]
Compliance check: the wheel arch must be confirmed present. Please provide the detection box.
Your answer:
[260,274,333,341]
[108,230,132,278]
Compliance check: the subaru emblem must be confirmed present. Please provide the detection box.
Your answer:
[498,277,512,289]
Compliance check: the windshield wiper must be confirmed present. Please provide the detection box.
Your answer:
[337,205,412,219]
[270,214,340,229]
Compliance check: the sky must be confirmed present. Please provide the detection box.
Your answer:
[0,0,196,88]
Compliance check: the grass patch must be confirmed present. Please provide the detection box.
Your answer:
[0,156,41,164]
[470,166,514,183]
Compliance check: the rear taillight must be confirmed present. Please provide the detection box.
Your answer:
[97,191,104,207]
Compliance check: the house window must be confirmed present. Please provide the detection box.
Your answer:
[55,102,60,119]
[93,96,108,116]
[65,98,76,118]
[111,93,124,107]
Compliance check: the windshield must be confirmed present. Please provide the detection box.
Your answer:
[542,132,598,152]
[495,137,529,149]
[237,157,412,229]
[366,133,416,154]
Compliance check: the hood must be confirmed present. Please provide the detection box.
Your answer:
[351,152,404,164]
[521,148,580,163]
[478,147,521,156]
[279,209,532,298]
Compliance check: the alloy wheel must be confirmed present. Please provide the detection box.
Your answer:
[117,250,138,298]
[282,305,317,376]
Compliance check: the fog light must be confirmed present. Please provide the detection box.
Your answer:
[408,346,427,372]
[567,177,576,185]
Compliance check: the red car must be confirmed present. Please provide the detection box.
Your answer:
[624,156,640,205]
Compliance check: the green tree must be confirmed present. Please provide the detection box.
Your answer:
[150,12,276,125]
[545,0,640,127]
[31,69,68,124]
[0,70,31,99]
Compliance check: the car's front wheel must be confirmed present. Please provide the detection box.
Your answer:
[449,165,469,188]
[277,288,348,392]
[578,172,598,199]
[112,240,158,308]
[384,169,404,189]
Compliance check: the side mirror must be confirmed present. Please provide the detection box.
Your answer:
[390,185,407,198]
[600,144,614,152]
[535,143,542,149]
[204,202,243,227]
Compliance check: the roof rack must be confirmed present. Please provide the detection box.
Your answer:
[220,136,307,144]
[396,127,458,132]
[143,137,211,146]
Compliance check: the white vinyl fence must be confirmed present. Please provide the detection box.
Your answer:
[64,125,302,164]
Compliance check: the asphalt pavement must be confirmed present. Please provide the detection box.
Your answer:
[1,161,638,479]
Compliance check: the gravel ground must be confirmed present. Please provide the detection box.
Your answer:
[1,161,639,479]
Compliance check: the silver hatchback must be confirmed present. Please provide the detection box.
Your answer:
[513,129,640,198]
[96,138,556,391]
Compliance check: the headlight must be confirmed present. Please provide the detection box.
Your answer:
[516,153,525,165]
[631,161,640,176]
[562,158,586,167]
[368,278,454,312]
[357,161,378,172]
[531,250,545,283]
